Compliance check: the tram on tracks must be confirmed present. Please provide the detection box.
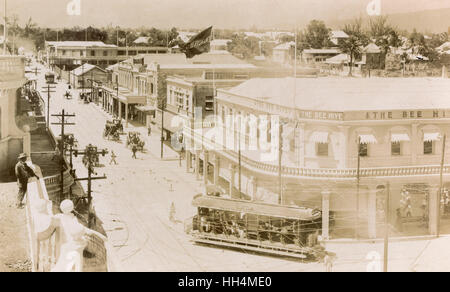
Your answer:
[186,193,325,260]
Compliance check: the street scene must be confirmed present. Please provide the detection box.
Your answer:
[1,0,450,273]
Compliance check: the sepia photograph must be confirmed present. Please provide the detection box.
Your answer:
[0,0,450,276]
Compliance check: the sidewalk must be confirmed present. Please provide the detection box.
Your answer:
[0,183,31,272]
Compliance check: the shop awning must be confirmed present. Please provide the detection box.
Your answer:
[391,133,410,143]
[310,131,329,144]
[359,134,377,144]
[424,132,440,142]
[135,105,156,113]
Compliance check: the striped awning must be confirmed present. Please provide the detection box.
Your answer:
[310,131,329,144]
[391,133,410,143]
[359,134,377,144]
[424,132,440,142]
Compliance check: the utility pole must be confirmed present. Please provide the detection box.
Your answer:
[278,121,283,205]
[42,84,56,129]
[160,103,165,159]
[438,134,446,237]
[384,181,390,272]
[238,115,242,199]
[51,109,76,199]
[73,144,107,228]
[356,136,361,239]
[3,0,6,55]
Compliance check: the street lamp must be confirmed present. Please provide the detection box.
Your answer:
[43,72,56,129]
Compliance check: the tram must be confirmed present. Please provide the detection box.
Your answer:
[186,193,325,260]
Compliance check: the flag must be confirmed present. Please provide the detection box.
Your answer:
[179,26,213,59]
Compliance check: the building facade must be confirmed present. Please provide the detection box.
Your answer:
[45,41,169,71]
[0,56,29,179]
[184,77,450,240]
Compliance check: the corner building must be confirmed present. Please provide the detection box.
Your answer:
[189,77,450,239]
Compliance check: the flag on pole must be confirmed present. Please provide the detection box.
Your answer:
[175,26,213,59]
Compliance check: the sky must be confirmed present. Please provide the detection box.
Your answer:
[5,0,450,29]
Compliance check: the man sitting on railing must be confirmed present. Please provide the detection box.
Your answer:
[15,153,39,209]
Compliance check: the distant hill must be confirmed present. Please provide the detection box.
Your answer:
[329,8,450,34]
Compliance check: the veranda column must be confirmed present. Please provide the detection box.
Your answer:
[213,155,220,186]
[321,190,331,240]
[185,150,191,172]
[367,186,377,239]
[229,165,235,198]
[249,176,257,201]
[429,186,439,236]
[195,150,201,180]
[203,150,209,185]
[411,123,418,165]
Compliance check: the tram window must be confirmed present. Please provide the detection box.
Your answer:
[316,143,328,156]
[391,142,401,156]
[359,143,368,157]
[424,141,433,155]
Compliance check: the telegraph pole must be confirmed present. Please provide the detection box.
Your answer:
[42,84,56,129]
[384,182,390,272]
[356,136,361,239]
[3,0,6,55]
[73,145,107,228]
[438,134,446,237]
[278,121,283,205]
[238,116,242,198]
[160,102,165,159]
[51,109,76,199]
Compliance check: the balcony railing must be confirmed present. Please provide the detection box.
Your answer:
[186,127,450,180]
[0,56,25,84]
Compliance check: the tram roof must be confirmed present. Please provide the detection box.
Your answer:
[192,195,321,221]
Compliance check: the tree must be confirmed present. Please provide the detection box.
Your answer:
[227,34,260,59]
[340,18,368,76]
[301,20,332,49]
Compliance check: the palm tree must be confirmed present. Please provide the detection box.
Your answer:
[340,35,362,77]
[340,18,367,77]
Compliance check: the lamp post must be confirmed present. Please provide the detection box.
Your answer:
[43,72,56,129]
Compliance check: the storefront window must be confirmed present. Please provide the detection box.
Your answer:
[391,142,401,156]
[359,143,368,157]
[316,143,328,156]
[424,141,433,155]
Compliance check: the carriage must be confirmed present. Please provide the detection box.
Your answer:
[186,194,325,260]
[126,131,145,151]
[82,145,100,167]
[103,119,123,141]
[64,90,72,99]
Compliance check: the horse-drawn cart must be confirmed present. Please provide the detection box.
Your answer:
[126,132,145,151]
[103,119,123,142]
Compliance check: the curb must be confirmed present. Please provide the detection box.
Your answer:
[321,234,444,245]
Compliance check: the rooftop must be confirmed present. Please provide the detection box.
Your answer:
[302,48,340,54]
[331,30,349,39]
[222,77,450,112]
[71,63,105,76]
[46,41,117,48]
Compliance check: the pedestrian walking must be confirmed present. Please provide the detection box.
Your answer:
[132,144,137,159]
[324,253,333,272]
[169,202,176,222]
[15,153,39,208]
[147,126,152,137]
[109,151,118,165]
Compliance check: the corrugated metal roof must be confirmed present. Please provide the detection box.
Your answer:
[192,194,321,221]
[223,77,450,112]
[71,64,105,76]
[46,41,117,48]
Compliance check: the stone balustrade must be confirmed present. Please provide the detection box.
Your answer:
[25,162,118,272]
